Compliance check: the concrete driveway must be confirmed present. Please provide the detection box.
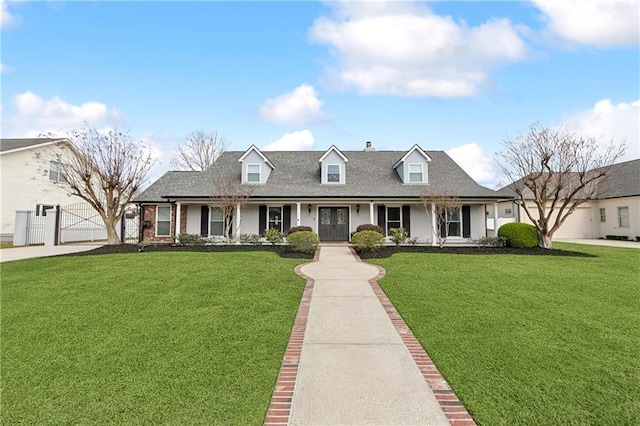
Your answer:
[0,244,103,263]
[556,238,640,249]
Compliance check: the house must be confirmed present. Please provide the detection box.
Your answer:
[0,138,78,243]
[496,159,640,240]
[134,142,510,245]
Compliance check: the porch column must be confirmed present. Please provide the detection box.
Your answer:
[235,203,241,239]
[493,203,499,237]
[296,202,301,226]
[369,201,374,224]
[175,202,181,239]
[431,203,438,246]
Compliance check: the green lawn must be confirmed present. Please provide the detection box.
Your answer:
[1,252,306,424]
[369,243,640,425]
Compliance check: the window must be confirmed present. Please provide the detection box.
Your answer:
[268,206,283,231]
[446,207,461,237]
[505,208,512,215]
[387,207,402,233]
[618,206,629,228]
[210,207,224,236]
[327,164,340,183]
[247,164,260,183]
[408,163,423,183]
[36,204,55,216]
[599,208,606,222]
[156,206,171,236]
[49,161,66,182]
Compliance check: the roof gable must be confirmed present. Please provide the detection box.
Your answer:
[238,145,274,169]
[393,144,431,169]
[318,145,349,163]
[0,138,67,155]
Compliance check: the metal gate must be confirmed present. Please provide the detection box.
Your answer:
[25,211,47,245]
[121,214,140,244]
[59,202,107,244]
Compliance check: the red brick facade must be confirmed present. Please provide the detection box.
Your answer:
[141,204,188,243]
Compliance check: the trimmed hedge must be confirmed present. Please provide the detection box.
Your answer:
[356,224,384,234]
[352,230,385,252]
[498,222,538,248]
[287,226,313,235]
[287,231,319,253]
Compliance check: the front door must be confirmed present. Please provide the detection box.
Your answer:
[318,207,349,241]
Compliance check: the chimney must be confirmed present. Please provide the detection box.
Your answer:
[364,141,375,152]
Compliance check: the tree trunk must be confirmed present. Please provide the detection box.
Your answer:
[538,232,552,249]
[105,219,122,245]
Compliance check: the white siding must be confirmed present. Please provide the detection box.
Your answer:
[240,150,272,184]
[596,196,640,239]
[320,151,347,184]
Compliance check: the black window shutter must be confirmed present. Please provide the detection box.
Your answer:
[283,205,291,233]
[258,205,267,235]
[200,206,209,237]
[462,205,471,238]
[402,205,411,237]
[377,205,386,234]
[439,211,447,238]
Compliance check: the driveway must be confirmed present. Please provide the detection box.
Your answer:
[556,238,640,249]
[0,244,103,263]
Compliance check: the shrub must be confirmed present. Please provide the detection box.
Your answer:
[475,236,507,248]
[351,230,385,252]
[356,223,384,234]
[287,226,313,235]
[287,231,319,253]
[238,233,262,245]
[388,227,408,246]
[605,235,629,241]
[407,237,419,246]
[497,223,538,248]
[263,228,284,245]
[177,233,206,246]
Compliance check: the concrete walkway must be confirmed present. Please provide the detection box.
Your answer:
[555,238,640,249]
[286,246,452,425]
[0,243,103,263]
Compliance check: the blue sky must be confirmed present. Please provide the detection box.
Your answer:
[2,1,638,186]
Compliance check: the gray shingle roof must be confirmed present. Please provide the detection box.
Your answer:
[499,159,639,200]
[0,138,61,153]
[135,150,507,202]
[596,159,640,199]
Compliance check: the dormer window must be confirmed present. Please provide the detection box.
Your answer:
[247,164,261,183]
[327,164,340,183]
[409,163,423,183]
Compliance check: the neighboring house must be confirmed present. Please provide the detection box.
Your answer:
[496,159,640,240]
[134,143,510,245]
[0,138,78,243]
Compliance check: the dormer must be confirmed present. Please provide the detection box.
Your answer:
[319,145,348,184]
[393,144,431,184]
[238,145,274,184]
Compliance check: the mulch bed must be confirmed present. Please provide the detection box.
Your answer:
[62,244,594,259]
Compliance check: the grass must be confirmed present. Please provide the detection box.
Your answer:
[1,252,306,424]
[368,243,640,425]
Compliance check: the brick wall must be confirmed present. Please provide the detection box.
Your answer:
[142,204,175,243]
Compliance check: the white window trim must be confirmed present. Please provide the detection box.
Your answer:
[599,208,606,223]
[209,207,224,236]
[386,206,403,236]
[36,204,56,216]
[156,205,171,237]
[408,163,424,183]
[618,206,630,228]
[267,205,284,232]
[326,164,341,184]
[445,207,462,238]
[246,163,261,183]
[49,161,67,182]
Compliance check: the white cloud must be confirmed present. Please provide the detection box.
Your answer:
[533,0,639,47]
[560,98,640,162]
[3,91,123,137]
[263,130,315,151]
[447,143,497,186]
[259,84,329,126]
[1,2,18,29]
[309,1,527,97]
[0,62,12,74]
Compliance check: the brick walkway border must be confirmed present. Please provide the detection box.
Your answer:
[350,247,477,426]
[263,249,319,425]
[265,247,476,425]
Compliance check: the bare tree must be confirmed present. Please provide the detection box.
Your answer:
[497,123,625,249]
[171,130,229,171]
[42,125,155,244]
[210,178,254,243]
[419,192,461,248]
